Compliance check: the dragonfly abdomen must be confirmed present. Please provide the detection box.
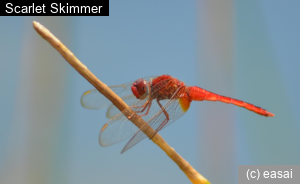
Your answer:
[188,86,274,117]
[218,96,274,117]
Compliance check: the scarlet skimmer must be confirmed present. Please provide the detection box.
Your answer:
[81,75,274,153]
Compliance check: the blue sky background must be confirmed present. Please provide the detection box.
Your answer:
[1,1,299,184]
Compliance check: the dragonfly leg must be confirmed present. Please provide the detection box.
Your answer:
[132,100,149,112]
[139,100,152,117]
[155,99,170,133]
[153,86,184,135]
[133,100,152,117]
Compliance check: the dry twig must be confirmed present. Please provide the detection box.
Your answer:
[33,21,210,184]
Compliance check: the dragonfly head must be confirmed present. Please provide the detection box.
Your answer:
[131,78,149,99]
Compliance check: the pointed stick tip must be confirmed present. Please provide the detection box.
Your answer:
[32,21,39,27]
[32,21,42,31]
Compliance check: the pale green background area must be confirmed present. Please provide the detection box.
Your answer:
[0,1,299,184]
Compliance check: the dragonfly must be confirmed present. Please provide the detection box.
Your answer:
[81,75,274,153]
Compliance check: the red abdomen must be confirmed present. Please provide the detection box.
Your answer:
[188,86,274,117]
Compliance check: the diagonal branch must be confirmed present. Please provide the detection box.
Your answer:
[32,21,210,184]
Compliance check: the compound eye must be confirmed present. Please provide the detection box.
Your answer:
[131,82,139,99]
[136,79,147,96]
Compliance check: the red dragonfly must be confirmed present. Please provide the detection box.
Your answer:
[81,75,274,153]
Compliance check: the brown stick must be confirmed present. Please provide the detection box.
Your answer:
[32,21,210,184]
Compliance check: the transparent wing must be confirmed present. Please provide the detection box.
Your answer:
[99,96,152,147]
[99,79,174,147]
[106,95,137,118]
[121,87,190,153]
[80,76,156,110]
[98,79,191,153]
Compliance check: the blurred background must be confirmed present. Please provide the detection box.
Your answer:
[1,1,299,184]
